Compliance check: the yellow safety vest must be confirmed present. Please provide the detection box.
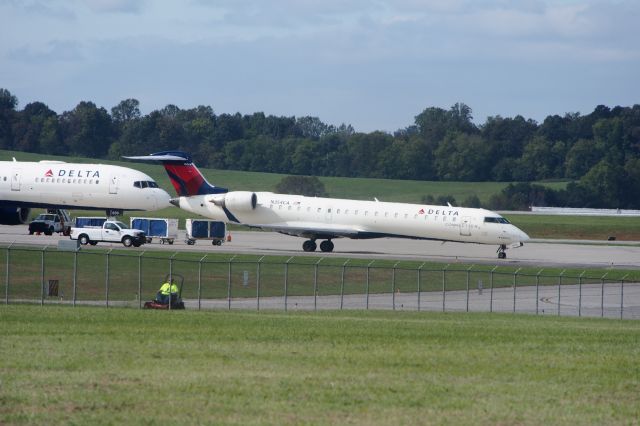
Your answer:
[159,282,179,295]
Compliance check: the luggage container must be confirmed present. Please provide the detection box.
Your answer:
[185,219,226,246]
[130,217,179,244]
[74,217,107,228]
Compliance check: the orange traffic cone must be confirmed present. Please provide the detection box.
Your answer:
[226,233,232,242]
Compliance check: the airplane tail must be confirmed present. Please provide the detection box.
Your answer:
[123,151,228,196]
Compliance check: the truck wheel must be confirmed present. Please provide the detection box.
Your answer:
[79,234,90,245]
[44,226,53,236]
[168,239,174,245]
[122,236,133,247]
[28,229,34,235]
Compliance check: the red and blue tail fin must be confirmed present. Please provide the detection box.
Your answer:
[123,151,228,196]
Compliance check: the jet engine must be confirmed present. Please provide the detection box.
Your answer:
[209,191,257,211]
[0,207,31,225]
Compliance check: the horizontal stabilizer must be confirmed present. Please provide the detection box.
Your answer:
[123,151,192,163]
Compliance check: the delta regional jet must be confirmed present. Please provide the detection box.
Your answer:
[0,157,172,224]
[126,151,529,258]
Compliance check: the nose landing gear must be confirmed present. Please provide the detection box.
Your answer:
[497,244,507,259]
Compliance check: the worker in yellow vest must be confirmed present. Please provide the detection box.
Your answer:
[156,280,179,304]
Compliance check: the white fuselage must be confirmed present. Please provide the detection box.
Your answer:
[175,191,529,245]
[0,160,171,211]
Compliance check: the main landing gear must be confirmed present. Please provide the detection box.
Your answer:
[497,244,507,259]
[302,239,334,253]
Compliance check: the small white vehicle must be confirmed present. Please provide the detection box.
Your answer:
[69,220,147,247]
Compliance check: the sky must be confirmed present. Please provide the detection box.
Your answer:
[1,0,638,132]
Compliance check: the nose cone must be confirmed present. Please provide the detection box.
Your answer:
[514,226,530,242]
[157,189,172,208]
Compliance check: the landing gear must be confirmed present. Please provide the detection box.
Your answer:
[320,240,334,253]
[497,244,507,259]
[302,239,334,252]
[303,240,317,252]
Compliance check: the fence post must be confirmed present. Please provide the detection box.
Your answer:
[341,259,349,310]
[138,251,145,309]
[620,273,628,320]
[284,256,293,312]
[314,258,323,312]
[392,261,399,311]
[198,254,207,311]
[466,265,474,313]
[513,268,521,313]
[578,271,586,317]
[490,266,498,313]
[442,264,450,312]
[366,260,374,310]
[257,256,264,311]
[536,269,543,315]
[5,243,12,305]
[227,255,236,311]
[418,262,425,312]
[105,248,112,308]
[600,272,608,318]
[73,248,78,307]
[40,247,46,306]
[558,270,565,316]
[169,253,177,311]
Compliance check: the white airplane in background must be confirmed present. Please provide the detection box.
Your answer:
[0,157,172,224]
[126,151,529,258]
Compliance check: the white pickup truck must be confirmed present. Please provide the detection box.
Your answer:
[69,220,147,247]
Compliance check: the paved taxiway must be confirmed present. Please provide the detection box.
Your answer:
[1,225,639,269]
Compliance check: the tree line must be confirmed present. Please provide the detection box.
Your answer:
[1,88,639,208]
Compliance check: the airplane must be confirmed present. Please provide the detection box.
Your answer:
[0,157,172,224]
[125,151,530,258]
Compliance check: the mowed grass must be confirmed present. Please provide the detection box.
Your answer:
[1,306,639,425]
[505,214,640,241]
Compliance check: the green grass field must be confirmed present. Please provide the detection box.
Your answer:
[2,246,639,303]
[1,306,639,425]
[504,214,640,241]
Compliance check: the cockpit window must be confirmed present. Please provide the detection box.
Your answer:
[484,217,511,224]
[134,180,159,189]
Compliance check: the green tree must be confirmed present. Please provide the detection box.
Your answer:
[60,101,114,157]
[111,98,141,124]
[0,88,18,149]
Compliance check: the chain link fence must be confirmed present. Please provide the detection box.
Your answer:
[2,245,638,319]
